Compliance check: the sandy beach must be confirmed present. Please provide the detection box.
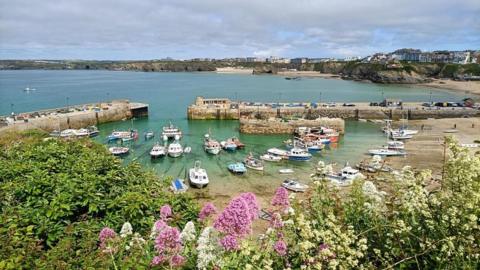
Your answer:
[276,70,341,79]
[419,79,480,97]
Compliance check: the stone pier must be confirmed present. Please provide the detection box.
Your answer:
[239,118,345,134]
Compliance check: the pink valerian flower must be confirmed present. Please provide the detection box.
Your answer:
[271,187,289,209]
[319,243,329,251]
[273,240,288,256]
[154,226,182,254]
[269,212,283,229]
[240,192,259,221]
[219,235,239,251]
[214,195,254,237]
[170,254,186,267]
[98,227,116,248]
[199,202,218,221]
[160,204,172,220]
[151,255,166,266]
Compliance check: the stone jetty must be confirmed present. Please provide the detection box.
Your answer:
[0,100,148,133]
[240,118,345,134]
[187,97,480,120]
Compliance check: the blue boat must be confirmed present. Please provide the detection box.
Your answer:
[287,148,312,161]
[228,162,247,174]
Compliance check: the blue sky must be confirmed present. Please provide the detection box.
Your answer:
[0,0,479,60]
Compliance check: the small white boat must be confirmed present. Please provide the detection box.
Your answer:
[24,87,36,92]
[204,134,221,155]
[390,131,413,140]
[189,161,209,188]
[267,148,288,157]
[162,122,182,140]
[183,146,192,153]
[150,143,166,158]
[444,129,459,133]
[325,165,364,186]
[282,179,309,192]
[243,154,264,171]
[368,148,406,156]
[460,143,480,148]
[168,141,184,157]
[279,168,294,174]
[260,153,282,162]
[87,126,99,137]
[60,129,77,138]
[109,146,129,156]
[74,128,90,137]
[144,131,155,140]
[384,141,405,150]
[267,147,312,161]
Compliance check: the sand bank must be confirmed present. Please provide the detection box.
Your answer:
[419,79,480,97]
[215,67,253,74]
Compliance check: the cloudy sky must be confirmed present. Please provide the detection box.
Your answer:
[0,0,479,60]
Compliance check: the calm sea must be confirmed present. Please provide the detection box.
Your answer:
[0,70,465,198]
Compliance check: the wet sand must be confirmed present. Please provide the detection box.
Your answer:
[386,117,480,174]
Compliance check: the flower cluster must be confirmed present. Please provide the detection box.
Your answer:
[271,187,289,209]
[160,204,172,220]
[214,193,259,238]
[199,202,218,221]
[98,227,117,250]
[180,221,196,242]
[196,227,223,269]
[220,235,239,251]
[273,240,287,256]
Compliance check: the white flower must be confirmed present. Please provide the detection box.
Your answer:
[180,221,196,242]
[196,227,223,270]
[120,222,133,238]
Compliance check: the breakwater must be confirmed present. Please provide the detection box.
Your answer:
[240,118,345,134]
[0,100,148,133]
[187,97,480,120]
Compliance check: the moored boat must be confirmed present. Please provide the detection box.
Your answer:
[171,178,189,193]
[109,146,129,156]
[162,122,182,140]
[231,137,245,149]
[279,168,294,174]
[324,165,364,186]
[368,148,407,156]
[228,162,247,174]
[204,134,221,155]
[189,161,209,188]
[260,153,283,162]
[87,126,99,137]
[243,154,264,171]
[385,141,404,150]
[167,141,184,157]
[150,143,166,158]
[282,179,309,192]
[220,138,237,151]
[74,128,90,137]
[144,131,155,140]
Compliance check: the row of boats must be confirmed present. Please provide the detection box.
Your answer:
[367,120,418,156]
[49,126,99,138]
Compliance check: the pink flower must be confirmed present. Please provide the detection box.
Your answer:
[319,243,329,251]
[271,187,289,209]
[160,204,172,220]
[170,254,186,267]
[154,219,167,232]
[151,255,166,266]
[219,235,239,251]
[214,194,254,237]
[98,227,116,248]
[240,192,259,221]
[274,240,288,256]
[199,202,218,221]
[154,226,182,254]
[269,212,283,229]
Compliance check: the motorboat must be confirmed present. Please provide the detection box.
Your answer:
[384,141,405,150]
[171,178,188,193]
[228,162,247,174]
[109,146,129,156]
[356,155,392,173]
[285,139,323,153]
[368,148,407,156]
[150,143,166,158]
[162,122,182,140]
[87,126,99,137]
[231,137,245,149]
[287,147,312,161]
[121,131,139,142]
[189,161,209,188]
[74,128,90,137]
[204,134,221,155]
[60,129,77,138]
[167,141,184,157]
[279,168,294,174]
[243,154,264,171]
[390,132,413,140]
[325,165,364,185]
[144,131,155,140]
[221,138,237,151]
[108,130,136,142]
[282,179,309,192]
[260,153,282,162]
[267,148,288,158]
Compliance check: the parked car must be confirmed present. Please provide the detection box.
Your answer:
[343,103,355,107]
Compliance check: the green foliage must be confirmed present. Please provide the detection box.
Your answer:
[0,132,198,268]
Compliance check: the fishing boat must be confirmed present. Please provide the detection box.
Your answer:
[243,154,264,171]
[109,146,129,156]
[282,179,309,192]
[279,168,294,174]
[74,128,90,137]
[167,141,184,157]
[220,138,237,151]
[384,141,405,150]
[231,137,245,149]
[150,143,166,158]
[368,148,407,156]
[87,126,99,137]
[389,131,413,140]
[325,165,364,185]
[108,130,136,142]
[267,147,312,161]
[267,148,288,157]
[204,134,221,155]
[144,131,155,140]
[228,162,247,174]
[122,130,139,142]
[171,178,188,193]
[162,122,182,140]
[260,153,283,162]
[189,161,209,188]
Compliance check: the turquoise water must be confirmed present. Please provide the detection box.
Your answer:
[0,70,465,198]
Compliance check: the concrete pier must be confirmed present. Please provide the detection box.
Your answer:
[0,100,148,133]
[187,97,480,120]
